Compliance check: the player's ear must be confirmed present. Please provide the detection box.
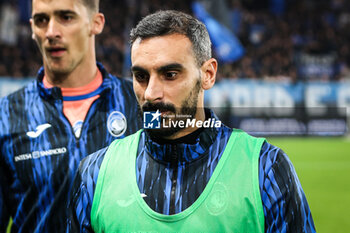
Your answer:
[201,58,217,90]
[29,18,36,40]
[90,12,105,35]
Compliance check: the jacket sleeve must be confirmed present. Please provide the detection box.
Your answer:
[0,98,11,231]
[67,147,109,233]
[0,162,10,232]
[67,169,94,233]
[259,142,316,233]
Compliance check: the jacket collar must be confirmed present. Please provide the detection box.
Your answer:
[37,62,113,101]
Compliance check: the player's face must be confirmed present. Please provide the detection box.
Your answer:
[31,0,94,76]
[131,34,207,137]
[131,34,204,114]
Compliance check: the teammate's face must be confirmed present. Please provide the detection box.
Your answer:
[31,0,95,76]
[131,34,215,138]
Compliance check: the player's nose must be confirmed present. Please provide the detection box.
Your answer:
[46,19,61,40]
[144,76,164,102]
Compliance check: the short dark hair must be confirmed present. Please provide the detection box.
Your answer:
[130,10,212,66]
[80,0,99,12]
[32,0,99,13]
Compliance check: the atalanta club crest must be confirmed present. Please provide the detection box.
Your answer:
[107,111,127,137]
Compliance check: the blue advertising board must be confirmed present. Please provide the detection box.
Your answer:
[205,80,350,136]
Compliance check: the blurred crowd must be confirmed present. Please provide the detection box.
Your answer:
[0,0,350,82]
[223,0,350,82]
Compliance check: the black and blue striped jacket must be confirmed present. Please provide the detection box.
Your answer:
[0,63,140,233]
[69,109,316,233]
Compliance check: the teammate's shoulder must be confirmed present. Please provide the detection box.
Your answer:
[107,73,133,87]
[0,80,38,104]
[0,80,38,115]
[97,62,132,87]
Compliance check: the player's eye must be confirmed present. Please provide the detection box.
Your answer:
[34,16,49,27]
[59,14,74,23]
[164,72,177,80]
[134,72,149,82]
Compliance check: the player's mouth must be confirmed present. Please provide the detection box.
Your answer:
[142,102,177,118]
[46,47,67,57]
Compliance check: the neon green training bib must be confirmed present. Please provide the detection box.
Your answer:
[91,129,265,233]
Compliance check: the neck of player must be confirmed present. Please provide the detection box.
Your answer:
[45,47,98,88]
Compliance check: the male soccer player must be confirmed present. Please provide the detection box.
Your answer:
[0,0,140,232]
[68,10,316,232]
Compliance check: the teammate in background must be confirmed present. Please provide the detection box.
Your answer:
[0,0,140,232]
[68,10,316,233]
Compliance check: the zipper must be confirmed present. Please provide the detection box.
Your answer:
[169,144,178,214]
[77,97,102,140]
[55,95,102,144]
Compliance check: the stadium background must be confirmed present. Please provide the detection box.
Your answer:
[1,0,349,232]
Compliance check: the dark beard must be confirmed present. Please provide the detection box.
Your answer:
[139,78,201,139]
